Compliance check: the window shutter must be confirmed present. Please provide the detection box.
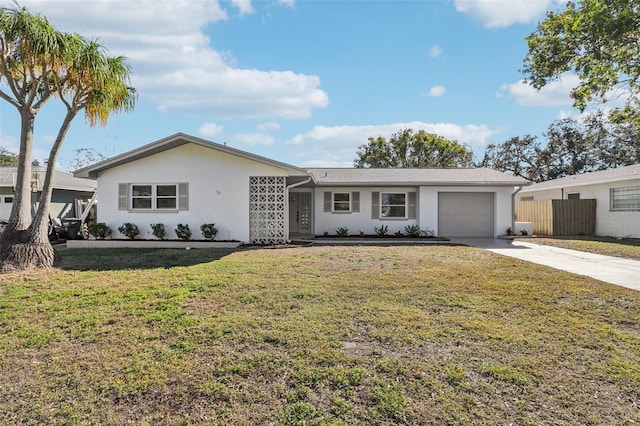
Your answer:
[351,192,360,212]
[371,192,379,219]
[408,192,416,219]
[118,183,128,210]
[178,183,189,210]
[324,191,332,212]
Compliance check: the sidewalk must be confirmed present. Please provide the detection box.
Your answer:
[450,238,640,292]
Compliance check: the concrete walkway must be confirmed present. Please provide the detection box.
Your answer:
[451,238,640,292]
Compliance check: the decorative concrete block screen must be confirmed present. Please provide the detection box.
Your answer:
[249,176,286,244]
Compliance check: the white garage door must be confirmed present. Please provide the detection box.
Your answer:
[438,192,495,237]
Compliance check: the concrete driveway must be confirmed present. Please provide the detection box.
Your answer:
[451,238,640,292]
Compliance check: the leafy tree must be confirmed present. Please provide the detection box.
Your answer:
[544,117,599,179]
[0,147,40,166]
[354,129,473,168]
[479,135,551,182]
[0,147,18,166]
[0,5,135,272]
[480,113,640,182]
[582,111,640,169]
[522,0,640,125]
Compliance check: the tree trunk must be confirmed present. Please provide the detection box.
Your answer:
[0,110,63,273]
[0,227,59,273]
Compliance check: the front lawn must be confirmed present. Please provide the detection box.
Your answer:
[0,246,638,425]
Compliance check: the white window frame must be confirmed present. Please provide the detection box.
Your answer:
[611,185,640,211]
[380,192,407,219]
[332,192,351,212]
[131,183,178,211]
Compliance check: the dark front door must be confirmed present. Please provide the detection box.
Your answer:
[289,192,311,234]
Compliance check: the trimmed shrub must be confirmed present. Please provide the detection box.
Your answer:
[150,223,166,240]
[87,222,111,240]
[175,223,192,241]
[118,222,140,240]
[200,223,218,240]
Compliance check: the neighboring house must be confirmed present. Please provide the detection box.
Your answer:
[518,164,640,238]
[73,133,530,243]
[0,166,97,221]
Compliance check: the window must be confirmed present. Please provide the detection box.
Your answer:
[333,192,350,212]
[120,183,188,211]
[131,185,152,209]
[381,192,406,218]
[156,185,177,209]
[611,185,640,210]
[3,197,13,203]
[567,193,580,200]
[323,192,359,213]
[371,191,416,219]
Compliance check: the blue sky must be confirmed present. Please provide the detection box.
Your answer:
[1,0,583,171]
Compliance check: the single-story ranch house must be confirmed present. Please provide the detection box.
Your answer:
[73,133,530,243]
[518,164,640,239]
[0,166,96,221]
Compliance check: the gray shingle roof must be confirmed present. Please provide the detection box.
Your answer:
[0,166,96,191]
[306,167,530,186]
[521,163,640,192]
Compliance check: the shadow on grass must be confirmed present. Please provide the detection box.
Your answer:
[56,247,240,271]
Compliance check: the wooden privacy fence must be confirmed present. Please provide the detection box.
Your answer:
[516,199,596,236]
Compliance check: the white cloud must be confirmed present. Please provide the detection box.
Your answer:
[232,132,275,146]
[428,45,442,58]
[287,122,500,167]
[498,73,578,107]
[230,0,254,16]
[257,121,281,132]
[428,86,446,97]
[20,0,328,120]
[198,122,224,136]
[454,0,562,28]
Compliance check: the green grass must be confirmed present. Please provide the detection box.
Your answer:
[1,245,639,425]
[520,236,640,260]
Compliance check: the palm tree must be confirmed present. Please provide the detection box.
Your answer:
[0,5,136,272]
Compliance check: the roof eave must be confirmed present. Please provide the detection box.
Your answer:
[521,174,639,192]
[313,181,531,187]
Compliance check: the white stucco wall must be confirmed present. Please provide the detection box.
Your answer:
[313,186,515,238]
[96,144,287,242]
[520,178,640,238]
[313,187,419,236]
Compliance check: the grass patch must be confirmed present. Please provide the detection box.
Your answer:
[521,236,640,260]
[0,246,639,424]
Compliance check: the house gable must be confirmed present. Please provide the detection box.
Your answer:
[74,133,308,179]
